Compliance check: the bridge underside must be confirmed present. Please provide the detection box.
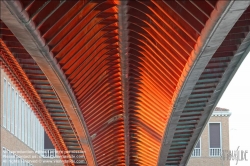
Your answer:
[1,0,250,165]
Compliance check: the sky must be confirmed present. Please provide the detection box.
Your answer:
[217,52,250,166]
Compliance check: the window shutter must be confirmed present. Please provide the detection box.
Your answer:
[209,123,221,148]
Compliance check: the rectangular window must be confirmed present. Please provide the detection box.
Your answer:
[11,87,15,134]
[25,103,28,145]
[3,79,7,128]
[30,112,33,149]
[15,92,18,136]
[191,138,201,157]
[209,123,221,157]
[33,114,36,150]
[7,83,11,131]
[42,127,44,156]
[28,107,31,147]
[36,119,38,153]
[38,121,42,154]
[22,100,25,142]
[37,119,39,153]
[18,95,22,139]
[39,121,41,155]
[34,118,37,152]
[39,123,41,155]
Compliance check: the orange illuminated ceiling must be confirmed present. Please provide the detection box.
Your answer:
[1,0,250,166]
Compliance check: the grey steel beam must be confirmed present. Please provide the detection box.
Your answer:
[119,1,130,165]
[157,1,250,166]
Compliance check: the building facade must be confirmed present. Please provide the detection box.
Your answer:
[0,60,62,165]
[188,107,231,166]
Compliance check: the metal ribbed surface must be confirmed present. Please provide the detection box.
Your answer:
[121,1,215,165]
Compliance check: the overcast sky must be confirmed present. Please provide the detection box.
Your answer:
[217,52,250,166]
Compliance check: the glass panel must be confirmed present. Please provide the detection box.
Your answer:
[42,127,44,156]
[30,112,33,149]
[35,119,37,152]
[15,92,18,136]
[11,87,15,134]
[25,103,28,145]
[27,107,29,147]
[18,96,22,140]
[3,79,7,128]
[22,100,25,142]
[7,83,11,131]
[39,123,41,155]
[24,103,28,145]
[33,114,36,150]
[36,119,38,153]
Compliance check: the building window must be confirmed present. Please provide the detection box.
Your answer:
[28,107,31,147]
[2,76,44,156]
[33,114,36,150]
[11,87,15,134]
[25,103,28,145]
[3,79,7,128]
[209,123,221,157]
[7,83,11,130]
[22,99,25,142]
[18,95,22,139]
[15,92,18,136]
[31,113,34,149]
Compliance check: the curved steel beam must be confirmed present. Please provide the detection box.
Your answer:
[157,1,250,165]
[0,1,97,165]
[119,1,129,165]
[181,6,250,166]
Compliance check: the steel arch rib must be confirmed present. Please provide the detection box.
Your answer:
[157,1,250,165]
[0,1,97,165]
